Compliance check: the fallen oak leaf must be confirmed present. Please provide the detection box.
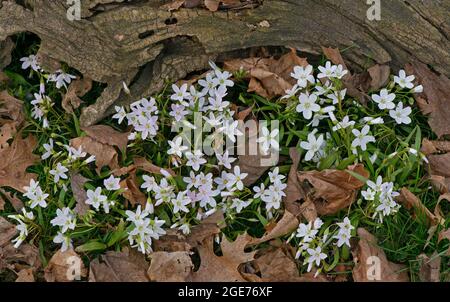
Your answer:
[247,210,298,246]
[418,252,441,282]
[0,134,39,193]
[191,233,255,282]
[89,247,149,282]
[70,173,90,216]
[147,251,193,281]
[0,188,24,212]
[438,228,450,256]
[15,268,35,282]
[44,249,87,282]
[62,77,92,114]
[405,61,450,138]
[367,64,391,90]
[352,228,409,282]
[0,217,17,247]
[396,187,438,226]
[298,164,369,215]
[119,171,147,207]
[81,125,129,152]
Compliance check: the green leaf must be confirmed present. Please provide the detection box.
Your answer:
[75,241,107,253]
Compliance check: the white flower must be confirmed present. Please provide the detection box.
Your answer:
[261,190,281,211]
[300,132,324,161]
[333,64,348,79]
[135,115,158,140]
[29,187,49,209]
[253,183,266,199]
[41,139,54,160]
[363,116,384,125]
[198,72,218,95]
[169,103,189,121]
[389,102,411,124]
[296,93,321,120]
[351,125,375,151]
[50,207,76,234]
[213,69,234,89]
[281,85,301,99]
[290,65,315,88]
[185,149,207,171]
[413,85,423,93]
[215,150,236,169]
[230,198,251,214]
[218,119,243,142]
[317,61,337,79]
[394,69,415,89]
[256,126,279,153]
[167,136,188,157]
[20,55,40,71]
[362,187,376,201]
[112,106,127,124]
[170,83,190,104]
[86,187,107,210]
[227,166,248,191]
[48,70,76,89]
[140,175,157,193]
[332,115,355,131]
[49,162,69,183]
[23,179,40,199]
[306,246,327,272]
[103,175,121,191]
[372,89,396,110]
[53,232,73,252]
[336,217,354,234]
[268,167,286,183]
[327,89,347,105]
[171,192,191,214]
[203,112,223,127]
[334,231,351,247]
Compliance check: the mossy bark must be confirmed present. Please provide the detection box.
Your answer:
[0,0,449,125]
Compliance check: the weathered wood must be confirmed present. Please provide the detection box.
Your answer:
[0,0,449,125]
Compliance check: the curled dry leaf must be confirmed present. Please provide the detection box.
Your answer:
[352,228,409,282]
[405,62,450,138]
[298,164,369,215]
[204,0,220,11]
[0,134,39,193]
[191,233,256,282]
[147,251,193,281]
[367,64,391,90]
[418,252,441,282]
[251,247,327,282]
[0,188,24,212]
[71,173,90,216]
[396,187,438,226]
[44,249,87,282]
[62,77,92,114]
[15,268,35,282]
[247,210,298,246]
[438,228,450,256]
[70,125,128,174]
[119,171,147,207]
[89,248,149,282]
[0,90,25,146]
[1,218,41,271]
[224,49,308,98]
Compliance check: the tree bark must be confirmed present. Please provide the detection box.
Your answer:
[0,0,449,126]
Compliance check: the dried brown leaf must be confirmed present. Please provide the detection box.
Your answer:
[119,171,146,206]
[89,248,149,282]
[367,64,391,90]
[298,164,369,215]
[0,134,39,193]
[71,173,90,216]
[81,125,129,152]
[191,233,255,282]
[0,188,24,212]
[352,228,409,282]
[62,77,92,113]
[15,268,35,282]
[204,0,220,11]
[396,187,437,226]
[405,62,450,138]
[418,252,441,282]
[44,249,87,282]
[147,251,193,281]
[438,228,450,256]
[71,135,118,174]
[248,211,298,246]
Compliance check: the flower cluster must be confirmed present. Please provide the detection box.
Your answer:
[253,167,286,214]
[361,176,400,222]
[20,55,77,128]
[291,217,354,274]
[7,209,35,248]
[50,207,76,251]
